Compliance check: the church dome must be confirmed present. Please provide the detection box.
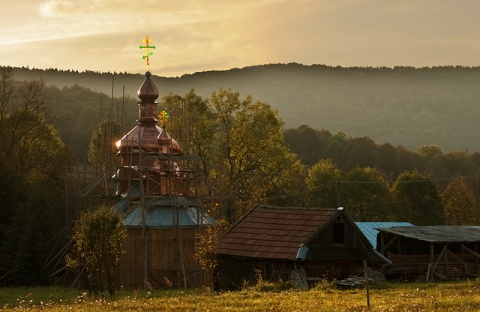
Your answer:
[137,71,159,102]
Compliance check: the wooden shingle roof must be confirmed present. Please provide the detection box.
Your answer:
[217,205,342,260]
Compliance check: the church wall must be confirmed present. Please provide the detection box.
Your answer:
[117,227,209,289]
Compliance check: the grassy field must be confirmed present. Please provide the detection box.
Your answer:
[1,280,480,311]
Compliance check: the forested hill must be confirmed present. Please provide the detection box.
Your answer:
[12,64,480,152]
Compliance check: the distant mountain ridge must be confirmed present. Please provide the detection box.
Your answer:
[11,63,480,152]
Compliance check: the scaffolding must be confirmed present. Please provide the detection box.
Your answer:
[62,128,210,288]
[60,71,215,289]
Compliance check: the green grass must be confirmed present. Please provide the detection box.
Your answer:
[2,280,480,311]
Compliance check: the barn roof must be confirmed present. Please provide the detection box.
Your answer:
[217,205,343,260]
[356,222,414,248]
[377,226,480,243]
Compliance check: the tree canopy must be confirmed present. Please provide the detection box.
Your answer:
[67,206,126,297]
[441,175,479,225]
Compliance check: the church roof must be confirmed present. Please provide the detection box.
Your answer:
[115,195,215,228]
[137,71,159,102]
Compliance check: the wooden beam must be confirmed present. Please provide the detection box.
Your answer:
[461,244,480,259]
[476,244,479,274]
[431,244,448,277]
[444,250,448,278]
[445,249,466,277]
[445,249,467,266]
[381,235,398,254]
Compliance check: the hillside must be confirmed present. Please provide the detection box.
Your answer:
[12,64,480,152]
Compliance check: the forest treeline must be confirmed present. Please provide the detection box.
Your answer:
[12,63,480,152]
[1,65,480,286]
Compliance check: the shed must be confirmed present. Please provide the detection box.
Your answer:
[217,205,388,289]
[377,226,480,280]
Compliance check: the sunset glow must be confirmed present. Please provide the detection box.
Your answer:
[1,0,480,77]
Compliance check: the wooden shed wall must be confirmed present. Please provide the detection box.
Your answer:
[310,214,367,248]
[217,256,366,289]
[117,227,208,289]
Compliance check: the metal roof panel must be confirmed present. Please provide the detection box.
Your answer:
[355,222,414,248]
[377,226,480,243]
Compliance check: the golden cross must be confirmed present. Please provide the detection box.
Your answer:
[139,35,156,70]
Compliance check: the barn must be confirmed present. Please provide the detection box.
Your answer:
[377,226,480,281]
[216,205,388,289]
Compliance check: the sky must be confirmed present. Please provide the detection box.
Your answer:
[1,0,480,77]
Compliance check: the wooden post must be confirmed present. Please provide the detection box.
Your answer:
[427,244,434,282]
[444,247,448,278]
[139,138,148,290]
[364,260,370,310]
[476,243,479,274]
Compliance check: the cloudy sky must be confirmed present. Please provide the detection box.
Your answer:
[1,0,480,77]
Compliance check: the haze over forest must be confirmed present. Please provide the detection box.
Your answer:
[12,63,480,153]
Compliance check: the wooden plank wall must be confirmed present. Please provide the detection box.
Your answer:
[116,227,208,289]
[385,252,480,279]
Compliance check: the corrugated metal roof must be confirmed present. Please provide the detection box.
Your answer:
[217,205,340,260]
[356,222,414,248]
[378,226,480,243]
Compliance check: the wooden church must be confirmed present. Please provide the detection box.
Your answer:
[112,71,215,289]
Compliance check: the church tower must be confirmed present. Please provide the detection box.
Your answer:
[112,37,215,289]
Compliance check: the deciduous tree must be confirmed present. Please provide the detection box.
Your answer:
[194,219,229,289]
[441,175,478,225]
[391,170,444,225]
[67,206,126,298]
[87,119,121,174]
[208,89,298,221]
[0,68,73,286]
[306,159,344,208]
[342,166,392,221]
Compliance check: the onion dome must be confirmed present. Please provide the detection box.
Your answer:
[116,71,161,151]
[137,71,159,102]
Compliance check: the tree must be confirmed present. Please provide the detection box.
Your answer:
[441,175,479,225]
[391,170,444,225]
[284,124,321,166]
[0,68,73,286]
[87,119,121,174]
[208,89,299,221]
[0,68,73,178]
[342,166,392,221]
[376,142,397,174]
[266,153,307,207]
[322,131,349,166]
[340,136,378,170]
[67,206,126,297]
[162,89,216,177]
[417,144,442,158]
[194,219,229,289]
[162,89,302,220]
[306,159,344,207]
[442,151,477,177]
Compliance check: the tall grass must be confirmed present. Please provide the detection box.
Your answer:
[1,280,480,311]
